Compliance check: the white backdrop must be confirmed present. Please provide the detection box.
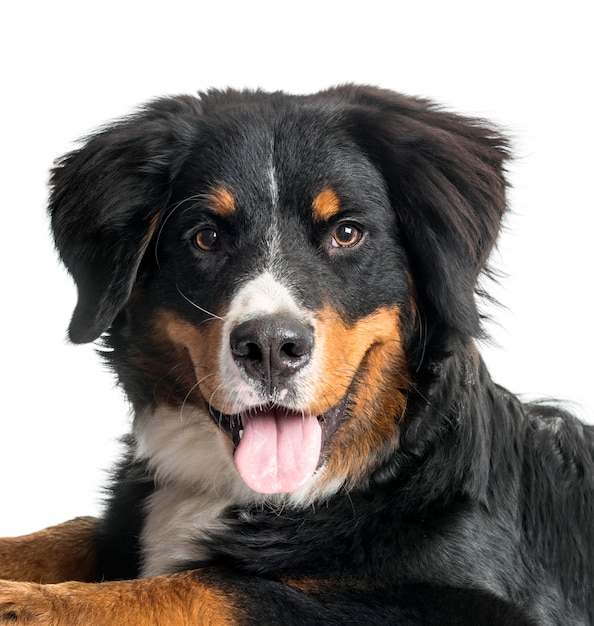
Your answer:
[1,0,592,536]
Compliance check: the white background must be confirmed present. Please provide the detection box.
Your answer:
[0,1,592,536]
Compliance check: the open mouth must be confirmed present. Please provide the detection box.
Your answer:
[208,397,348,494]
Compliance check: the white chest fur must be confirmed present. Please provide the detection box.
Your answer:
[135,405,258,576]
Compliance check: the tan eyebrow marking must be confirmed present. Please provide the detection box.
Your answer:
[312,188,341,222]
[208,186,236,217]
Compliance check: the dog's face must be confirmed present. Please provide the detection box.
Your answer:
[49,87,508,498]
[127,108,412,495]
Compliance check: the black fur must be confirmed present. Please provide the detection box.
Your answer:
[48,86,593,624]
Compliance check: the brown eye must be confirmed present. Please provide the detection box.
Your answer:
[331,223,363,248]
[194,228,219,251]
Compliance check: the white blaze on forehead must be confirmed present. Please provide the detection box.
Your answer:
[263,157,284,273]
[267,160,279,208]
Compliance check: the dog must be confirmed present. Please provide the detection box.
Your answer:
[1,85,592,625]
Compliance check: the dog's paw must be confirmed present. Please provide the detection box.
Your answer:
[0,580,57,624]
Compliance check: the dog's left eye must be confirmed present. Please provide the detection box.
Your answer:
[331,223,363,248]
[194,228,219,251]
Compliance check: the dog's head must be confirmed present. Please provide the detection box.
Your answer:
[49,86,508,496]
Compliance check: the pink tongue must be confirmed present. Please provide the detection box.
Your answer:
[234,410,322,494]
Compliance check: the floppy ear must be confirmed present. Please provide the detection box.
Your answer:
[339,85,510,339]
[49,96,202,344]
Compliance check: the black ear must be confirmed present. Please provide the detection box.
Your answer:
[49,96,202,343]
[338,85,510,339]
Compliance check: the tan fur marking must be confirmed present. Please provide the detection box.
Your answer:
[126,212,164,308]
[209,186,236,217]
[145,213,162,251]
[281,574,363,595]
[155,309,226,409]
[0,517,98,584]
[0,572,238,625]
[312,189,341,222]
[310,305,411,489]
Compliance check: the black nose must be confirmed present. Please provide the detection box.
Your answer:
[230,314,314,392]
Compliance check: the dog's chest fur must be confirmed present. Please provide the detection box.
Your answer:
[134,405,253,576]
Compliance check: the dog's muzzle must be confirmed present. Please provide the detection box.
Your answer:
[208,312,343,494]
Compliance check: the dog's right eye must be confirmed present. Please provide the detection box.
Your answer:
[194,228,219,251]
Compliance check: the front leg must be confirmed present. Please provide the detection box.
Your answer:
[0,570,534,625]
[0,573,238,626]
[0,518,98,583]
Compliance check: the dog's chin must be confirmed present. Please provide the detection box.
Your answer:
[206,396,348,494]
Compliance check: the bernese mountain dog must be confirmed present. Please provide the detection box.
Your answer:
[1,85,592,625]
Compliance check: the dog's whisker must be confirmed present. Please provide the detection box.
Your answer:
[154,194,204,268]
[179,373,216,421]
[175,284,225,321]
[155,192,226,268]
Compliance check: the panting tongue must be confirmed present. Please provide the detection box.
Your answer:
[234,409,322,494]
